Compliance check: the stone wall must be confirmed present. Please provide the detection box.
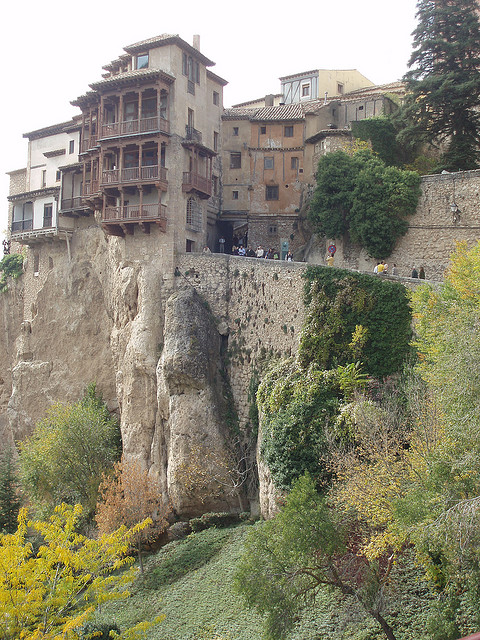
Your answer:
[307,169,480,281]
[175,254,306,423]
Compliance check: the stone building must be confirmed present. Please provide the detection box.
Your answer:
[8,34,227,257]
[220,82,405,257]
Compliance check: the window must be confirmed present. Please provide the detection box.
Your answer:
[213,91,219,105]
[264,157,274,170]
[136,53,149,69]
[186,239,195,253]
[186,197,202,231]
[33,253,40,274]
[284,126,294,137]
[41,170,47,188]
[301,83,310,97]
[230,152,241,169]
[12,201,33,232]
[266,185,279,200]
[291,156,299,170]
[260,126,266,135]
[232,190,239,200]
[56,170,61,182]
[358,105,364,111]
[269,225,277,234]
[233,127,239,136]
[188,108,194,130]
[69,140,75,154]
[182,53,188,75]
[337,83,344,95]
[214,131,219,151]
[43,204,53,228]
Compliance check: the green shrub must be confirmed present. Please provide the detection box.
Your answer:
[0,253,24,292]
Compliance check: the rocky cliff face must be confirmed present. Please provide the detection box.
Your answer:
[0,228,265,516]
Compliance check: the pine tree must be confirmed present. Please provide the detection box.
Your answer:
[0,448,21,534]
[401,0,480,171]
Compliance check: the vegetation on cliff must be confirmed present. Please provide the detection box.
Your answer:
[0,253,24,292]
[19,384,121,522]
[308,149,421,259]
[238,240,480,640]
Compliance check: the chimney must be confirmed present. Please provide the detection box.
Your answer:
[193,35,200,51]
[265,94,274,106]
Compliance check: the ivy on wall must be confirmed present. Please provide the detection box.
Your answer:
[300,266,413,378]
[256,266,413,490]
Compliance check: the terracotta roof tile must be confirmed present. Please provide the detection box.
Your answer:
[251,104,305,121]
[89,68,174,90]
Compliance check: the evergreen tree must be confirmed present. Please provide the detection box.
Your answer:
[401,0,480,171]
[0,448,21,534]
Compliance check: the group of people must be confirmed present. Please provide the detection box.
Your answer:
[411,266,426,279]
[373,261,397,275]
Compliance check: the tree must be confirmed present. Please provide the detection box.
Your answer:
[19,384,121,522]
[235,474,400,640]
[308,150,421,259]
[96,457,171,573]
[0,503,163,639]
[401,0,480,171]
[0,448,21,534]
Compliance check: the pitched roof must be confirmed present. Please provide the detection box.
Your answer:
[251,103,306,121]
[89,68,175,91]
[123,34,215,67]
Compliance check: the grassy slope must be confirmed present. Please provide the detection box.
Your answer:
[94,524,434,640]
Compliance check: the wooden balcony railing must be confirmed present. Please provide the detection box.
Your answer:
[101,165,167,186]
[101,116,169,139]
[183,171,212,198]
[102,203,167,223]
[11,219,33,233]
[61,197,85,210]
[80,136,97,153]
[83,180,99,196]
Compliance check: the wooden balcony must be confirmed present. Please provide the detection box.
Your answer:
[60,197,92,216]
[80,136,98,153]
[182,171,212,199]
[83,180,100,196]
[101,165,167,190]
[101,116,169,139]
[102,202,167,236]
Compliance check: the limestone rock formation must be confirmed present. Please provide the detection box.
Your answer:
[154,286,240,517]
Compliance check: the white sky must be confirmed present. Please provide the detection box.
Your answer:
[0,0,419,243]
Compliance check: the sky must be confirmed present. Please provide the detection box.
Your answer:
[0,0,419,243]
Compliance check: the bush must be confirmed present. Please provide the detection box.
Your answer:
[0,253,24,292]
[189,512,242,533]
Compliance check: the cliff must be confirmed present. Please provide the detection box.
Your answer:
[0,226,307,516]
